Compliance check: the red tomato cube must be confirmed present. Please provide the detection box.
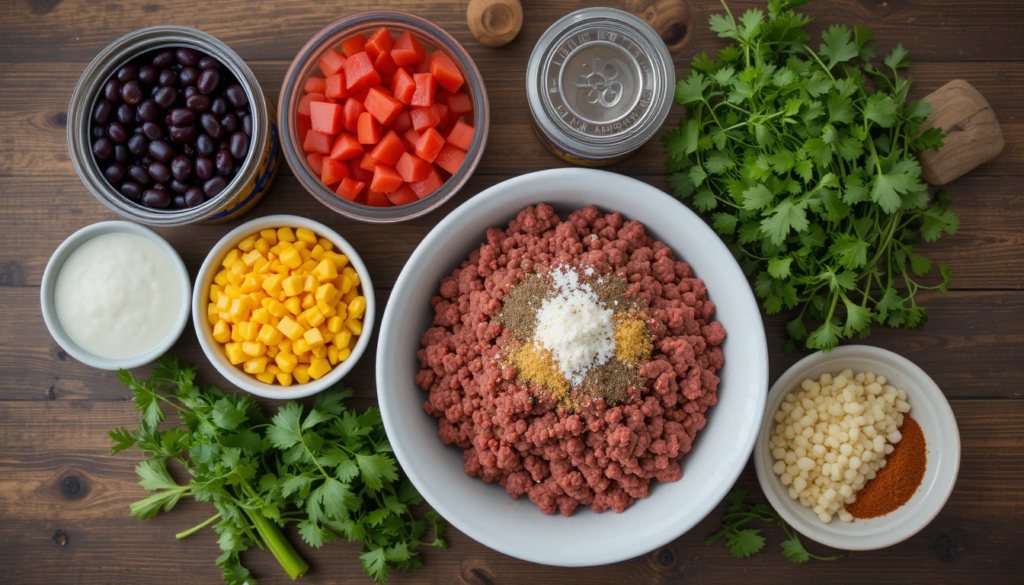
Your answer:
[392,32,426,67]
[365,27,395,60]
[411,73,437,107]
[298,93,327,117]
[318,49,347,77]
[335,177,366,201]
[390,110,413,135]
[363,87,404,125]
[395,151,431,182]
[447,92,472,115]
[446,120,475,151]
[429,51,464,93]
[366,189,393,207]
[349,154,375,182]
[414,127,445,162]
[310,101,344,134]
[392,68,416,105]
[328,133,363,161]
[434,144,466,174]
[303,130,333,154]
[409,166,443,199]
[306,152,324,176]
[387,184,418,206]
[342,98,365,133]
[369,131,406,167]
[321,157,350,186]
[325,72,349,99]
[374,50,398,76]
[356,112,382,144]
[344,52,381,93]
[341,34,366,58]
[304,77,327,94]
[410,104,442,132]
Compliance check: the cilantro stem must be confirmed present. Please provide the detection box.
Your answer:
[176,512,220,540]
[245,508,310,580]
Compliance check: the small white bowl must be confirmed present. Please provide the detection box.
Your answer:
[754,345,960,551]
[192,214,374,399]
[40,221,192,371]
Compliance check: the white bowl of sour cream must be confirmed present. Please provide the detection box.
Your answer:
[41,221,192,371]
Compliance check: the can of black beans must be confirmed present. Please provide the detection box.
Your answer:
[68,26,280,225]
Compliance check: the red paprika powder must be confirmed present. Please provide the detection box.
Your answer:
[847,415,927,519]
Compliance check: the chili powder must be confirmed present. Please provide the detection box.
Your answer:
[847,415,927,519]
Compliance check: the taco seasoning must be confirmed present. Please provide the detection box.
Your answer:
[846,415,927,519]
[526,7,675,166]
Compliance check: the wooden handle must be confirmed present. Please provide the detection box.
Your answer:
[918,79,1004,185]
[467,0,523,47]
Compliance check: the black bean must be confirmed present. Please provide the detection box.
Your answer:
[200,113,224,138]
[92,137,114,160]
[117,64,138,83]
[152,182,166,191]
[106,122,128,143]
[142,188,171,208]
[158,68,177,87]
[104,79,122,103]
[133,125,145,135]
[173,194,188,208]
[197,69,220,94]
[142,121,165,140]
[92,126,107,139]
[120,80,142,105]
[116,103,134,125]
[198,55,220,70]
[220,113,238,134]
[138,65,157,84]
[104,164,125,184]
[184,186,205,207]
[242,114,253,137]
[127,164,151,185]
[215,150,234,175]
[168,125,197,143]
[152,49,175,69]
[170,155,192,181]
[120,181,142,200]
[224,84,248,108]
[172,179,191,193]
[147,161,171,183]
[137,99,159,122]
[166,108,193,126]
[229,132,249,160]
[176,48,200,67]
[186,94,210,113]
[114,145,129,163]
[127,134,149,156]
[179,67,199,87]
[93,100,113,125]
[154,86,177,109]
[183,85,198,99]
[148,139,174,162]
[203,176,228,197]
[195,157,214,180]
[196,134,215,156]
[210,97,228,116]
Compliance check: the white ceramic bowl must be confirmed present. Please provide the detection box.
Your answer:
[376,168,768,566]
[40,221,191,370]
[192,214,374,399]
[754,345,960,551]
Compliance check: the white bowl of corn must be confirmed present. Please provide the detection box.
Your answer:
[192,214,373,399]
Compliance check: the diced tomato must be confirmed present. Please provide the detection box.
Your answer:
[390,110,413,135]
[365,27,395,60]
[303,130,334,154]
[415,55,432,74]
[447,92,472,114]
[321,157,350,185]
[410,104,442,132]
[395,151,431,182]
[386,184,418,205]
[360,151,378,171]
[310,101,344,134]
[409,166,443,199]
[402,128,421,151]
[306,152,324,176]
[325,72,349,99]
[298,92,326,117]
[297,115,312,146]
[414,127,445,162]
[446,120,475,151]
[429,51,464,92]
[369,131,406,166]
[374,50,398,76]
[340,34,366,58]
[366,189,393,207]
[411,73,437,107]
[436,103,450,127]
[351,88,371,103]
[434,143,466,174]
[391,68,416,105]
[391,32,426,67]
[335,177,366,201]
[344,52,381,93]
[370,164,404,193]
[318,49,347,77]
[304,76,327,94]
[349,154,375,182]
[342,98,365,133]
[363,88,403,125]
[356,112,382,144]
[328,132,363,161]
[374,85,394,98]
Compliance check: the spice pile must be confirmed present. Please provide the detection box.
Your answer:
[500,266,651,410]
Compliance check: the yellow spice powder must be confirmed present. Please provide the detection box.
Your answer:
[614,317,652,365]
[508,342,577,409]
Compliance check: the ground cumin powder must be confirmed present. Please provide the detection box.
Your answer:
[846,415,927,519]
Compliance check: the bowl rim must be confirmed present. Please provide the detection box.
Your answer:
[40,221,192,370]
[191,214,375,399]
[278,10,490,223]
[753,344,961,551]
[376,168,768,565]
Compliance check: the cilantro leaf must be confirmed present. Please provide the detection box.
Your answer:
[884,43,910,70]
[742,183,775,211]
[864,93,898,128]
[768,257,793,279]
[829,235,869,269]
[267,402,304,449]
[675,72,712,105]
[727,529,766,559]
[357,454,399,491]
[781,538,811,563]
[760,198,809,245]
[360,547,390,583]
[819,25,858,69]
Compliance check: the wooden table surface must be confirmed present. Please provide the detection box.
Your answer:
[1,0,1021,582]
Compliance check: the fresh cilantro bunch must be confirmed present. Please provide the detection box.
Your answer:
[662,0,959,351]
[707,489,845,562]
[110,356,446,584]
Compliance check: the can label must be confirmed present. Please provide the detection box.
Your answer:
[204,97,281,223]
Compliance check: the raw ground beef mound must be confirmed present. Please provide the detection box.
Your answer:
[415,204,726,516]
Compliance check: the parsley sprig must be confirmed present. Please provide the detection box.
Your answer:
[663,0,959,351]
[110,356,446,584]
[707,489,845,562]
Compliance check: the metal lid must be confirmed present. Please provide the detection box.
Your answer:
[527,7,675,162]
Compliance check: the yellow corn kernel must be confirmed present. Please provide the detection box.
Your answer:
[342,266,360,286]
[254,257,272,274]
[296,314,309,328]
[296,227,317,244]
[315,283,338,303]
[225,284,244,299]
[266,345,278,358]
[279,247,302,269]
[230,259,249,276]
[317,300,337,319]
[301,274,320,294]
[207,302,220,322]
[302,307,325,328]
[252,371,274,385]
[252,307,271,325]
[299,293,315,310]
[261,273,284,297]
[276,372,293,386]
[221,249,241,269]
[311,344,328,359]
[269,316,280,327]
[327,345,339,365]
[293,240,308,251]
[277,316,305,340]
[307,357,331,380]
[212,320,231,343]
[317,237,334,251]
[278,339,292,353]
[274,262,291,275]
[348,296,367,319]
[244,356,269,374]
[214,269,229,287]
[226,271,244,287]
[326,315,344,334]
[321,328,334,343]
[240,273,264,294]
[260,229,278,245]
[333,329,352,349]
[225,342,246,365]
[282,274,304,297]
[266,364,281,375]
[278,227,296,242]
[242,249,264,267]
[209,284,224,303]
[230,324,243,343]
[257,324,284,345]
[238,321,260,341]
[255,239,271,258]
[310,259,337,282]
[296,352,311,364]
[337,274,354,295]
[267,299,289,318]
[293,364,311,384]
[275,352,298,373]
[238,235,257,252]
[284,297,303,316]
[325,251,350,270]
[250,290,269,304]
[303,327,325,349]
[215,296,231,315]
[294,337,311,354]
[228,297,251,322]
[310,244,326,261]
[342,288,359,304]
[345,318,363,336]
[294,260,313,275]
[337,347,351,362]
[242,340,267,358]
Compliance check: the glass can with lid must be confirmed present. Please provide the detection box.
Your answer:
[526,7,675,166]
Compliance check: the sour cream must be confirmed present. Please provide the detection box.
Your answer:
[54,232,183,359]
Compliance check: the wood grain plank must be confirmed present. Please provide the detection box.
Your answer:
[1,60,1020,179]
[0,399,1020,583]
[1,286,1020,401]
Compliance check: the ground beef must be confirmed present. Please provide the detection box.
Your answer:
[415,204,726,516]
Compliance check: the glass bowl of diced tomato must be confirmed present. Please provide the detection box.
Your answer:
[280,11,489,222]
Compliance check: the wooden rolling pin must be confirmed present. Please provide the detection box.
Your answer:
[918,79,1004,185]
[467,0,523,47]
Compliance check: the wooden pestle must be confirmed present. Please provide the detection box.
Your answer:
[467,0,523,47]
[918,79,1004,185]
